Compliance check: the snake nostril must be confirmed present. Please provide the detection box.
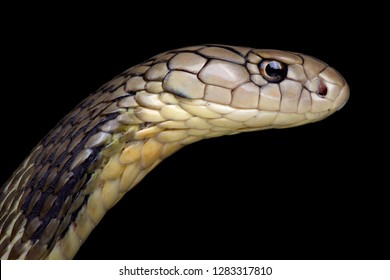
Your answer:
[318,80,328,97]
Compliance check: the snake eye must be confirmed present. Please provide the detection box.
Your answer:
[259,60,287,83]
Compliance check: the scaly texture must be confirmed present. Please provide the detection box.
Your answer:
[0,45,349,259]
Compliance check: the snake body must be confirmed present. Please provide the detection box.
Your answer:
[0,45,349,259]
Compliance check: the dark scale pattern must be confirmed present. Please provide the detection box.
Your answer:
[0,75,132,257]
[22,115,118,243]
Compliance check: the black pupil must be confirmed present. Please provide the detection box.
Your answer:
[266,61,284,78]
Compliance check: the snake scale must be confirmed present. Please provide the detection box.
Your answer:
[0,45,349,259]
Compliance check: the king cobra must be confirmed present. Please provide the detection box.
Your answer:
[0,45,349,259]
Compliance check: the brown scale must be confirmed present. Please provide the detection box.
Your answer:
[0,189,17,215]
[18,166,35,190]
[22,216,41,242]
[42,220,60,257]
[25,190,42,214]
[41,167,59,193]
[25,239,46,259]
[0,212,17,236]
[0,236,10,257]
[54,214,72,243]
[39,194,56,219]
[10,214,25,240]
[40,219,60,245]
[8,238,25,259]
[0,214,7,231]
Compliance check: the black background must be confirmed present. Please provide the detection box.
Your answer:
[0,5,387,260]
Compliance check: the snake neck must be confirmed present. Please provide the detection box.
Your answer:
[0,70,223,259]
[0,91,188,259]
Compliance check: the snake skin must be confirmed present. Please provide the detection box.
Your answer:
[0,45,349,259]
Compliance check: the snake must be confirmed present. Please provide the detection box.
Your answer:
[0,45,349,259]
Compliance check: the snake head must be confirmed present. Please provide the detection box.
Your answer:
[134,45,350,137]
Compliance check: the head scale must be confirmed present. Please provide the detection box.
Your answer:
[132,45,350,136]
